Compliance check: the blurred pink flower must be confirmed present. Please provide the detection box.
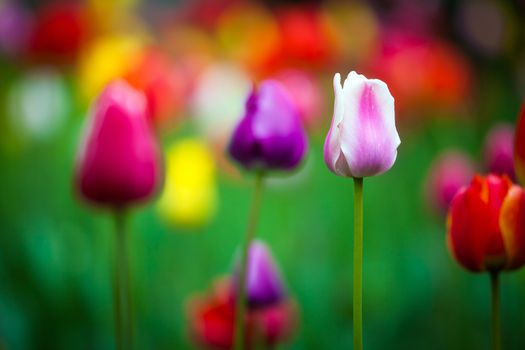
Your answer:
[484,123,515,180]
[425,151,475,215]
[75,80,160,208]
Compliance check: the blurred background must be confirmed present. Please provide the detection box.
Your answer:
[0,0,524,349]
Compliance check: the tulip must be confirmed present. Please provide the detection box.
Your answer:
[187,241,297,349]
[514,104,525,185]
[425,151,475,215]
[157,138,217,229]
[187,278,297,350]
[276,6,339,68]
[324,71,399,350]
[232,240,285,308]
[228,79,307,350]
[228,79,308,172]
[76,80,160,208]
[447,174,525,272]
[75,80,160,350]
[324,72,400,178]
[484,124,515,180]
[447,174,525,350]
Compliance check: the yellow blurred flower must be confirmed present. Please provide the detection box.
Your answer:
[157,138,217,229]
[76,35,144,104]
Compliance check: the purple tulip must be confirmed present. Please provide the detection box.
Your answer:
[228,80,308,171]
[75,80,160,208]
[425,151,475,215]
[484,123,515,180]
[232,240,285,308]
[324,72,401,178]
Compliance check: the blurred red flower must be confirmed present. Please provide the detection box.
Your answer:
[124,47,186,130]
[186,278,297,349]
[275,6,339,69]
[26,2,90,65]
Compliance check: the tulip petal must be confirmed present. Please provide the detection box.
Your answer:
[500,185,525,270]
[324,73,349,175]
[447,175,511,272]
[447,187,485,272]
[339,71,400,178]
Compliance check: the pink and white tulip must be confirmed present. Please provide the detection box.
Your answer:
[324,72,400,178]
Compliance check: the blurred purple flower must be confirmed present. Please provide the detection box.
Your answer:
[484,123,515,180]
[233,240,285,308]
[425,151,475,215]
[228,80,308,172]
[75,80,160,208]
[0,1,31,57]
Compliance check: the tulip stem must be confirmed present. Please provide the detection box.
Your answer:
[114,209,133,350]
[234,172,265,350]
[490,271,501,350]
[353,177,364,350]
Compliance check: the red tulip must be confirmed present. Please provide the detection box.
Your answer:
[514,103,525,185]
[447,174,525,272]
[186,278,297,349]
[275,6,338,68]
[75,80,161,208]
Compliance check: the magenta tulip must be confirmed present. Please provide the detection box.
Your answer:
[75,79,160,208]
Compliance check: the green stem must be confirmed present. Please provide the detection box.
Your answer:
[353,177,363,350]
[490,271,501,350]
[114,209,133,350]
[234,172,265,350]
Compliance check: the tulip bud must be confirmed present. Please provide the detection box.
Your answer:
[228,79,308,172]
[232,240,285,308]
[514,103,525,185]
[75,80,160,208]
[425,151,475,215]
[324,72,400,178]
[484,123,515,179]
[447,174,525,272]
